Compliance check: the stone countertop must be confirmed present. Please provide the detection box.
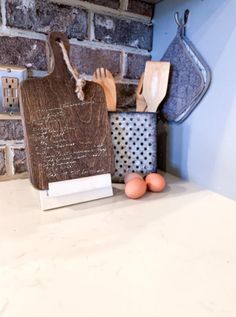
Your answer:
[0,174,236,317]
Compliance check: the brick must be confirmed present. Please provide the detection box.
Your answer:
[0,36,47,71]
[0,147,6,176]
[70,45,121,76]
[0,120,24,141]
[127,0,154,18]
[116,83,136,111]
[125,53,150,80]
[6,0,88,39]
[81,0,120,9]
[13,148,27,174]
[94,14,153,50]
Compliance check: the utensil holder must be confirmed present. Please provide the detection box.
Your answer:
[109,112,158,183]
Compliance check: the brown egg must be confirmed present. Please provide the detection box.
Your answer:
[145,173,166,192]
[124,172,143,184]
[125,178,147,199]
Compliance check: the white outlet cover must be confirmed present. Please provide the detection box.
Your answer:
[0,65,27,114]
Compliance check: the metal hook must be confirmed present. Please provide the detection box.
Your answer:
[175,9,190,27]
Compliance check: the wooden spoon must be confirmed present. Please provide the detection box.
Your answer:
[136,73,147,112]
[92,68,117,112]
[143,61,170,113]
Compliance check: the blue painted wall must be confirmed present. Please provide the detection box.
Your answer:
[152,0,236,200]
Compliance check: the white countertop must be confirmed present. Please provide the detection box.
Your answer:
[0,174,236,317]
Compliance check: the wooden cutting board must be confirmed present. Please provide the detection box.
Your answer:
[20,32,115,190]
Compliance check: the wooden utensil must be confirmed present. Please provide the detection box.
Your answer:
[20,32,115,190]
[92,68,117,112]
[143,61,170,113]
[136,73,147,112]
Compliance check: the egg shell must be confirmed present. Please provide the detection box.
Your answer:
[124,172,143,184]
[145,173,166,192]
[125,178,147,199]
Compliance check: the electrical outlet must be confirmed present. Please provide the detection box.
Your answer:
[2,77,19,110]
[0,65,27,115]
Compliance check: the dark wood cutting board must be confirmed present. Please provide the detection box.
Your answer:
[20,32,115,190]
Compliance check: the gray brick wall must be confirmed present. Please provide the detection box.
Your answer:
[0,0,154,180]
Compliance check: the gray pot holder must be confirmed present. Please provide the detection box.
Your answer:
[161,15,211,123]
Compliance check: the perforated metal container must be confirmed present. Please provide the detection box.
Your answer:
[109,112,158,183]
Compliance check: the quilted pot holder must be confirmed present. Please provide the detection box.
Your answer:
[161,12,211,123]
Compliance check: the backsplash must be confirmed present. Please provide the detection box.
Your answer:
[0,0,154,180]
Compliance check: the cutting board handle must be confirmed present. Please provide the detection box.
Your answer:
[47,32,72,80]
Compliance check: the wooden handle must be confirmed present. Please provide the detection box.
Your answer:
[136,73,147,112]
[47,32,72,80]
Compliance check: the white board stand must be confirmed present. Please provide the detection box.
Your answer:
[39,173,113,211]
